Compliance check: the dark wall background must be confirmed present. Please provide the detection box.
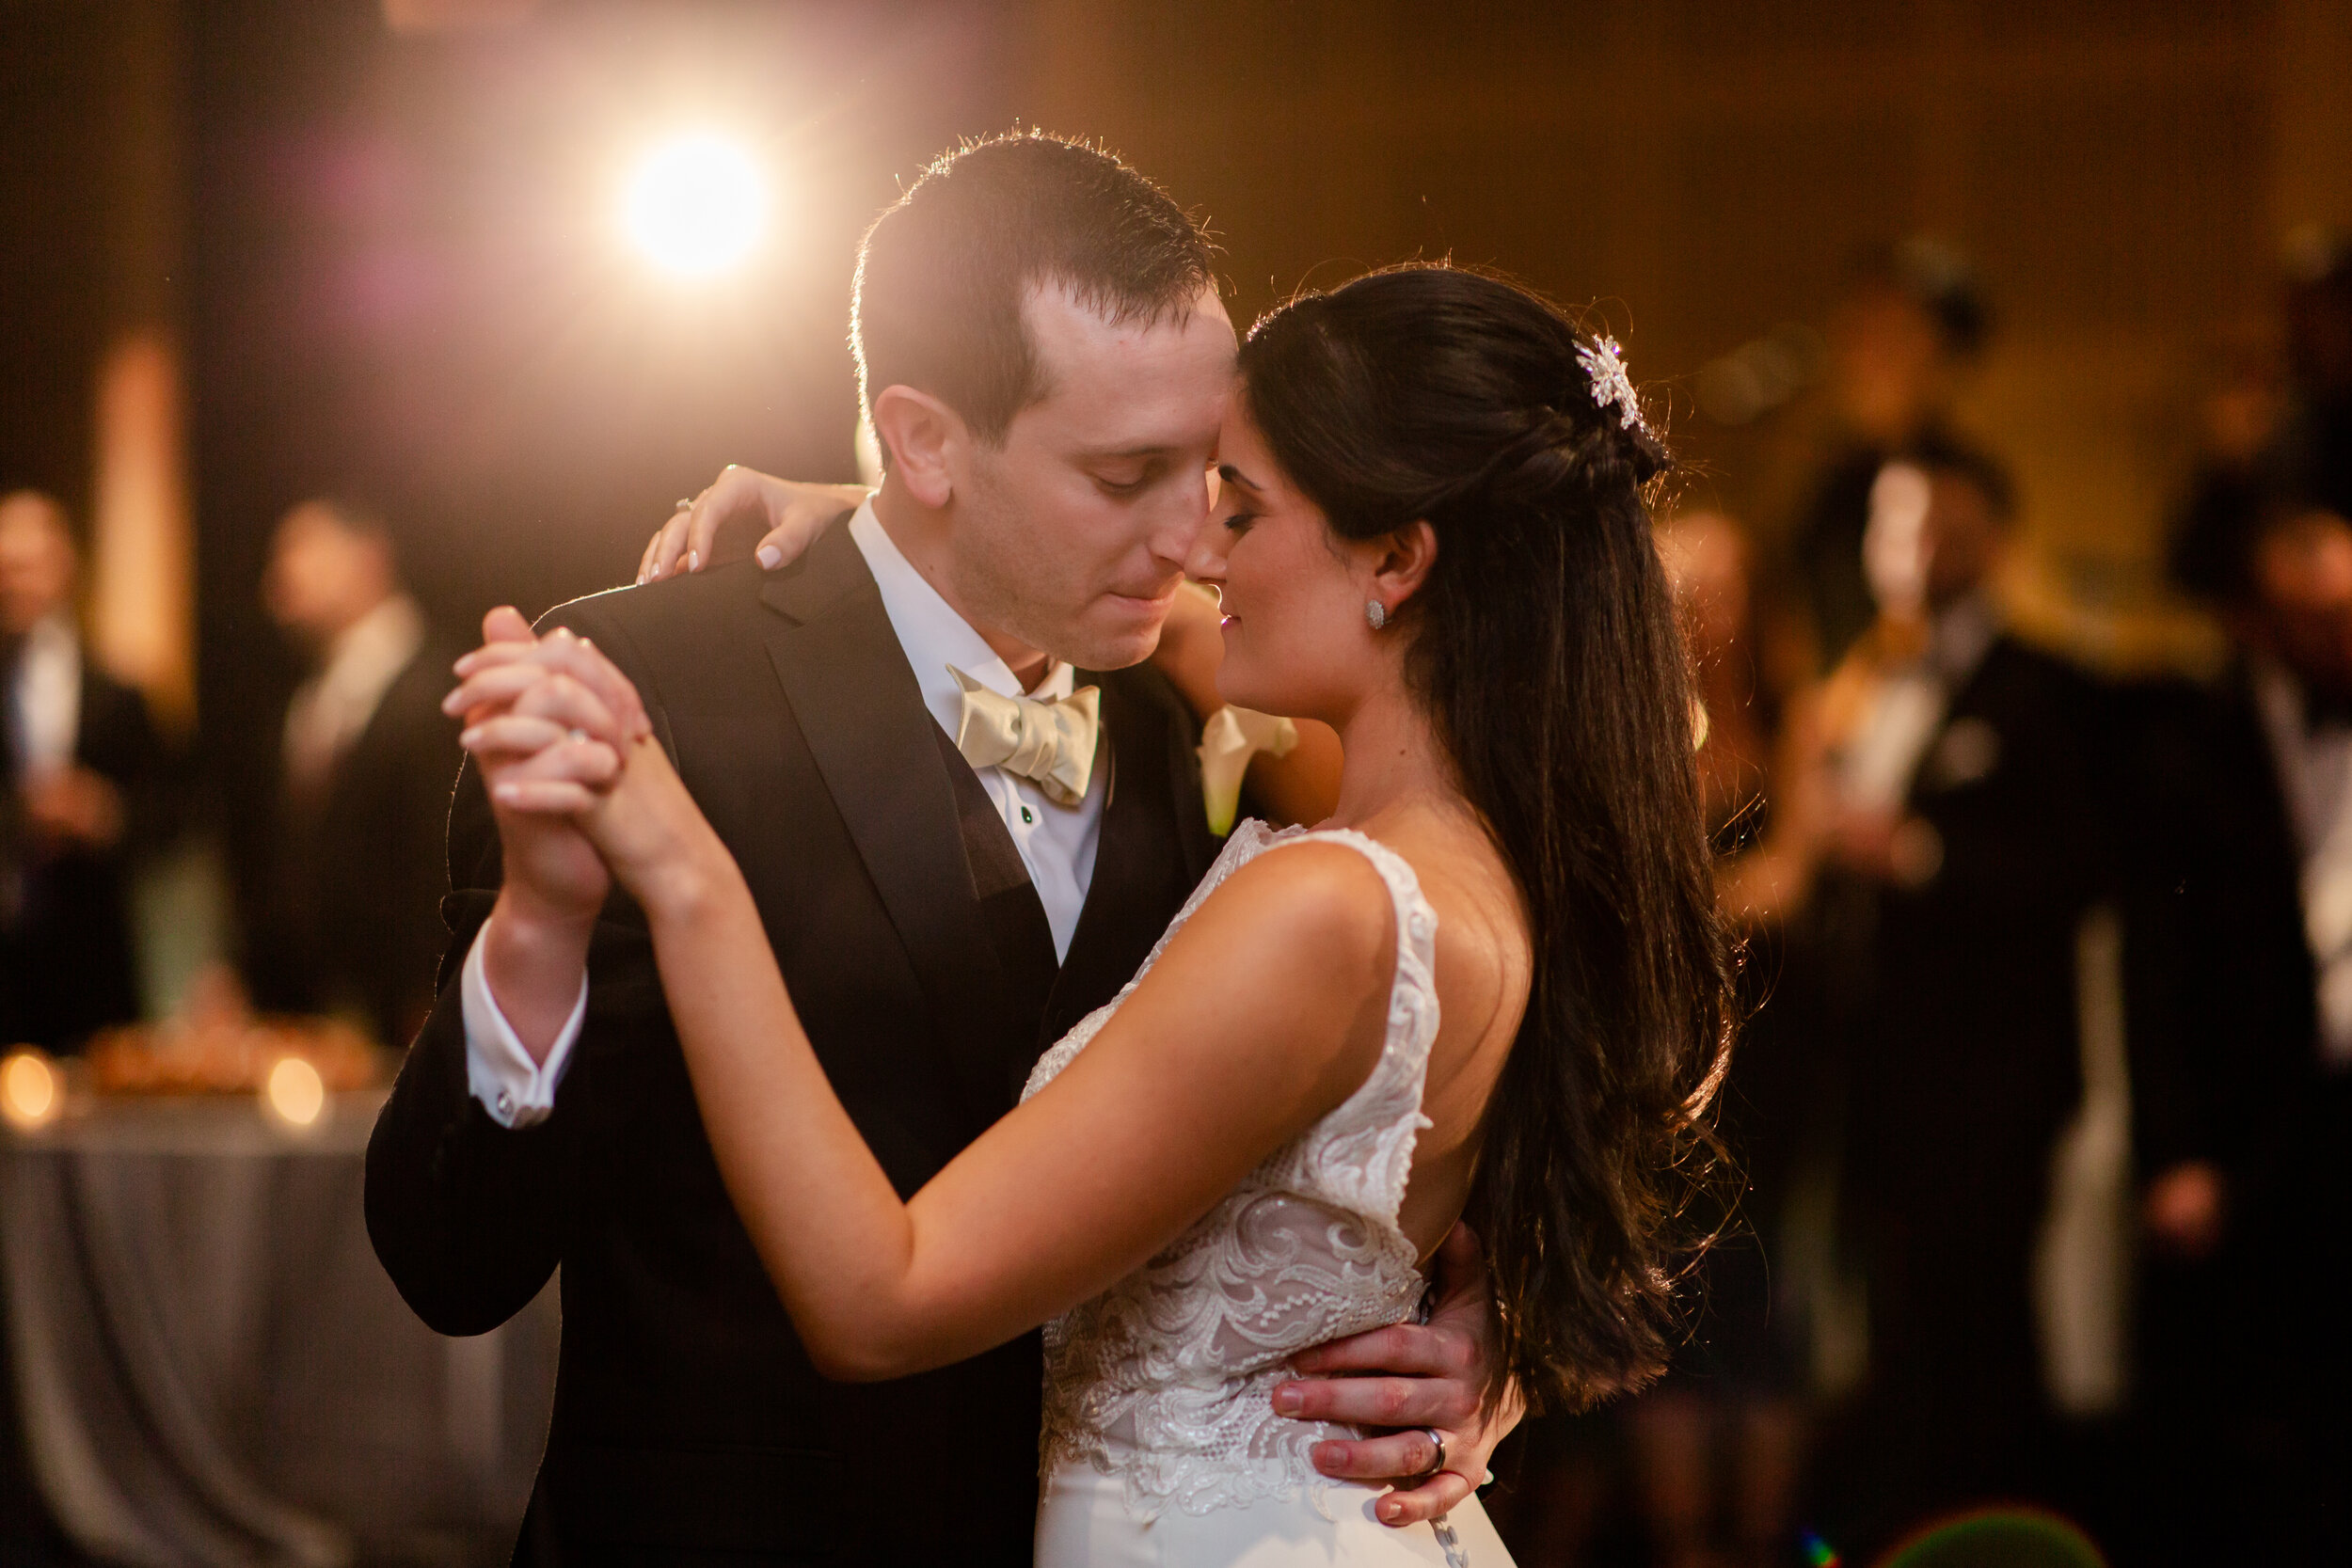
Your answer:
[0,2,105,518]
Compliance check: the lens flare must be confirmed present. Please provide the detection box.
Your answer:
[262,1054,326,1128]
[1,1050,59,1131]
[621,133,766,277]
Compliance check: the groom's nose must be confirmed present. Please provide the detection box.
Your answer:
[1180,521,1228,585]
[1146,463,1215,575]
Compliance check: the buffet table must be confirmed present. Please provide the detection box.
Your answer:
[0,1091,557,1568]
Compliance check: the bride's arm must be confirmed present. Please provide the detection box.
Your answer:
[468,658,1398,1381]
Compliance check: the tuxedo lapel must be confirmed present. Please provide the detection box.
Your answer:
[755,525,1034,1125]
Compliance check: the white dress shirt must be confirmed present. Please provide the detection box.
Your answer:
[463,499,1106,1129]
[283,593,427,798]
[2251,657,2352,1069]
[1831,593,1998,816]
[8,612,81,781]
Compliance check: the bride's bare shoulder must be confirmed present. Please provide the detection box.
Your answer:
[1200,838,1401,960]
[1099,840,1402,1101]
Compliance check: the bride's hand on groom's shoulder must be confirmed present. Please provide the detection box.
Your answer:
[637,467,871,585]
[1270,1223,1521,1527]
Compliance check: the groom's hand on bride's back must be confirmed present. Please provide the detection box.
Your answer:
[637,467,870,585]
[1270,1223,1521,1528]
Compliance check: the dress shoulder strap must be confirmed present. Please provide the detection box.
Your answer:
[1251,826,1443,1225]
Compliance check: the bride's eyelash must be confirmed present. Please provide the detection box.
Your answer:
[1222,510,1258,534]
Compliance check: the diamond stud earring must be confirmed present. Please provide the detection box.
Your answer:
[1365,599,1388,630]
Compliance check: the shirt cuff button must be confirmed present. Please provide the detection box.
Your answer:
[495,1091,514,1117]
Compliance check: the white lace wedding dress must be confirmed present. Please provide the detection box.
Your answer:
[1024,821,1516,1567]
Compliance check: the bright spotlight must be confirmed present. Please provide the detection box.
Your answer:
[1,1049,59,1132]
[622,133,766,277]
[262,1054,326,1129]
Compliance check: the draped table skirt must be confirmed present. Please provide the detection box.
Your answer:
[0,1092,556,1568]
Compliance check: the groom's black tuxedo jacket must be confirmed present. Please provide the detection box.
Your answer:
[366,523,1218,1565]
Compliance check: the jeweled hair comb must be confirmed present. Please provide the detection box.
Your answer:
[1577,334,1647,437]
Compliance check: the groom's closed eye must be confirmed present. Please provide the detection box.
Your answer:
[1089,460,1163,496]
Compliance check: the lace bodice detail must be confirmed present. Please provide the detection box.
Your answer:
[1021,820,1441,1519]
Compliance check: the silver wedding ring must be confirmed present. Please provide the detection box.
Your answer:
[1415,1428,1447,1481]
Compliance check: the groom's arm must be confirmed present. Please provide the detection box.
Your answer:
[365,601,668,1336]
[367,756,581,1333]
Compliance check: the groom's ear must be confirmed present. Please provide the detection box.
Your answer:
[870,385,962,510]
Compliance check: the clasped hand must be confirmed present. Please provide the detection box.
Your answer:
[443,607,717,921]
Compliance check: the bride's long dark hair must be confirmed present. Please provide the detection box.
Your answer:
[1238,264,1734,1412]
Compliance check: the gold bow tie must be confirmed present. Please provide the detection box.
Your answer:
[950,667,1102,807]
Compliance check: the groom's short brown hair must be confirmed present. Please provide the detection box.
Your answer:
[850,131,1218,449]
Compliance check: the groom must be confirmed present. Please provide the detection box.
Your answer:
[367,133,1501,1566]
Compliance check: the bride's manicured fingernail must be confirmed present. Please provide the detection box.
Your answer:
[1273,1386,1303,1415]
[756,545,783,569]
[685,549,699,572]
[648,560,663,579]
[1379,1500,1402,1522]
[459,727,483,748]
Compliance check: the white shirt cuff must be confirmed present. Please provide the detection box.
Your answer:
[461,923,589,1129]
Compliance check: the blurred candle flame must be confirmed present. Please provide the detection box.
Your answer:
[1,1050,60,1131]
[262,1054,326,1128]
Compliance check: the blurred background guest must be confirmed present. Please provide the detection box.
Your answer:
[1775,239,1994,675]
[2269,230,2352,529]
[1623,510,1825,1568]
[1808,447,2129,1550]
[241,497,458,1049]
[0,489,171,1052]
[2157,242,2352,1545]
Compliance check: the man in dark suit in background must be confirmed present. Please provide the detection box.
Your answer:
[0,490,170,1051]
[247,496,460,1048]
[1812,451,2153,1548]
[365,135,1500,1567]
[2161,460,2352,1555]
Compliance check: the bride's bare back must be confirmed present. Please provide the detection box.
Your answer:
[1363,801,1531,1259]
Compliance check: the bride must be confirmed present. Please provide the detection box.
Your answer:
[450,264,1732,1565]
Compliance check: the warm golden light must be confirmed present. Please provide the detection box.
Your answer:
[621,133,766,277]
[1,1050,60,1131]
[262,1054,326,1128]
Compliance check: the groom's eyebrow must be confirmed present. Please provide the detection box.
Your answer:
[1082,443,1182,461]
